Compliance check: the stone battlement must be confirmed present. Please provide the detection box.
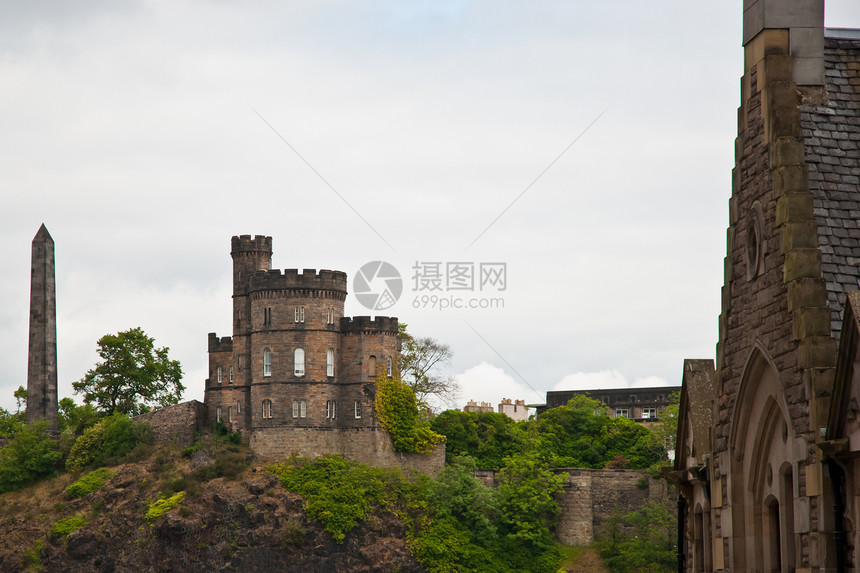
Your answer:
[207,333,233,353]
[340,316,399,333]
[231,234,272,255]
[248,268,347,294]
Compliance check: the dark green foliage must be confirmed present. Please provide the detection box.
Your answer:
[66,413,152,472]
[189,452,250,482]
[269,454,563,573]
[58,397,101,436]
[0,407,25,438]
[429,410,526,469]
[375,371,444,454]
[0,421,62,493]
[66,467,115,499]
[432,395,667,471]
[596,501,676,573]
[73,327,184,416]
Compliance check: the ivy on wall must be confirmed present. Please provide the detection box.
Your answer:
[374,370,444,454]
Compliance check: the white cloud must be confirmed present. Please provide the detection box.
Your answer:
[451,362,543,412]
[553,370,672,392]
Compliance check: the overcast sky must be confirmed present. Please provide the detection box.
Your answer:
[2,1,859,414]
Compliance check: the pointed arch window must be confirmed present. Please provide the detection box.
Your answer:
[294,348,305,376]
[292,400,299,418]
[326,349,335,377]
[263,348,272,377]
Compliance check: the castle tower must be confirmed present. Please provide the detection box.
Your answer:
[230,235,272,389]
[26,224,58,433]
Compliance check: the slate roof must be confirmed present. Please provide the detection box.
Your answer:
[801,35,860,338]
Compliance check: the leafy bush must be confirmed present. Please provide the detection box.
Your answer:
[51,515,88,537]
[0,421,62,493]
[66,413,152,472]
[596,501,676,573]
[145,491,186,523]
[66,467,115,499]
[375,372,444,454]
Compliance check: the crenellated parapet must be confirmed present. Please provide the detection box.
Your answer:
[231,234,272,256]
[340,316,399,334]
[248,268,347,298]
[207,332,233,353]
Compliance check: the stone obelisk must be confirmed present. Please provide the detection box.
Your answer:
[26,224,58,433]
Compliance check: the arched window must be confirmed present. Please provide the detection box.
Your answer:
[386,356,393,377]
[217,366,222,384]
[263,348,272,377]
[229,365,234,384]
[300,399,307,418]
[326,349,335,377]
[262,399,272,419]
[368,355,377,379]
[294,348,305,376]
[292,400,299,418]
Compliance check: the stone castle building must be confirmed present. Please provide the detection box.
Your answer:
[671,1,860,571]
[204,235,442,471]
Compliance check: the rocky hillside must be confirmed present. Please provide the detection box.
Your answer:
[0,444,425,573]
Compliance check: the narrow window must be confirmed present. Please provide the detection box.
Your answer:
[294,307,299,322]
[217,366,222,384]
[326,400,336,419]
[262,399,272,419]
[228,406,233,423]
[326,349,334,377]
[386,356,393,377]
[294,307,305,323]
[237,400,241,413]
[368,355,377,379]
[263,348,272,377]
[300,399,306,418]
[229,366,234,384]
[354,401,362,419]
[294,348,305,376]
[216,406,222,422]
[326,307,335,325]
[292,400,299,418]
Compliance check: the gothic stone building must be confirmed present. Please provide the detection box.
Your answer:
[671,1,860,571]
[203,235,430,468]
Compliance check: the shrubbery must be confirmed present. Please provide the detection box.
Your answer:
[0,421,62,493]
[596,501,676,573]
[269,454,563,573]
[375,371,444,454]
[145,491,185,523]
[66,413,152,472]
[50,515,88,537]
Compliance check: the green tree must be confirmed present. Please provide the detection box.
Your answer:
[58,397,101,436]
[73,327,184,416]
[0,421,62,492]
[429,455,499,539]
[430,409,526,469]
[13,385,27,414]
[398,324,459,410]
[496,450,564,550]
[597,501,676,573]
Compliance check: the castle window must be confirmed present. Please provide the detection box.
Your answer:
[228,406,234,423]
[326,308,335,325]
[387,357,393,377]
[326,400,336,419]
[292,400,299,418]
[326,349,334,377]
[300,399,306,418]
[216,406,222,422]
[237,400,241,413]
[263,348,272,377]
[642,407,657,419]
[294,348,305,376]
[262,399,272,419]
[354,401,362,419]
[368,355,377,379]
[615,408,629,419]
[264,307,272,327]
[295,307,305,323]
[217,366,222,384]
[229,366,234,384]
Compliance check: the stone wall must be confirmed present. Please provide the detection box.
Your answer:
[249,426,445,476]
[135,400,207,447]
